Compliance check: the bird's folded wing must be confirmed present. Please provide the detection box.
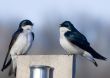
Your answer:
[64,31,90,50]
[31,32,34,41]
[1,29,23,71]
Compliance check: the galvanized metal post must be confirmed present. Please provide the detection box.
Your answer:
[72,55,76,78]
[30,65,54,78]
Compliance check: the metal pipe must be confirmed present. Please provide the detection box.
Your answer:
[72,54,76,78]
[30,65,54,78]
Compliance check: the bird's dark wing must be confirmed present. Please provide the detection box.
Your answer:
[31,32,34,41]
[1,29,23,71]
[65,31,106,60]
[22,32,34,55]
[9,29,23,51]
[65,31,90,47]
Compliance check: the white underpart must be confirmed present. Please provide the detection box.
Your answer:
[82,51,96,63]
[60,27,84,54]
[10,27,33,73]
[22,25,32,30]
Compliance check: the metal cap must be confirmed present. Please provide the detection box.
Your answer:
[30,65,54,78]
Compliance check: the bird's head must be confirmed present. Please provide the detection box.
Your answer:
[60,21,75,33]
[19,19,33,30]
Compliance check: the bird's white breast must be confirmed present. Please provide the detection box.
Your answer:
[60,27,84,54]
[10,30,32,55]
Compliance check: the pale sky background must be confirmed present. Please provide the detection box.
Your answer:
[0,0,110,78]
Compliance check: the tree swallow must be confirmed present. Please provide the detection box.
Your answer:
[59,21,107,67]
[1,20,34,76]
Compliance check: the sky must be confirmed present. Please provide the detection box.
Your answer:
[0,0,110,24]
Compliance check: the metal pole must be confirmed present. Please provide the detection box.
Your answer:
[72,54,76,78]
[30,65,54,78]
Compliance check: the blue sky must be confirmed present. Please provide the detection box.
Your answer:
[0,0,110,25]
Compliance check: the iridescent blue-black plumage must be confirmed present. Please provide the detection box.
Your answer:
[61,21,107,60]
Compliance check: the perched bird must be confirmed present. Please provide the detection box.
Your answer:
[1,20,34,76]
[59,21,107,66]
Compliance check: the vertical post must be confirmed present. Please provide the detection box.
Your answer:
[72,54,76,78]
[30,65,54,78]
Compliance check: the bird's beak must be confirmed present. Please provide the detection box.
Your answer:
[59,24,62,27]
[32,23,34,26]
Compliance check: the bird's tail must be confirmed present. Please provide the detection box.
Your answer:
[82,51,98,67]
[1,57,12,71]
[88,47,107,60]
